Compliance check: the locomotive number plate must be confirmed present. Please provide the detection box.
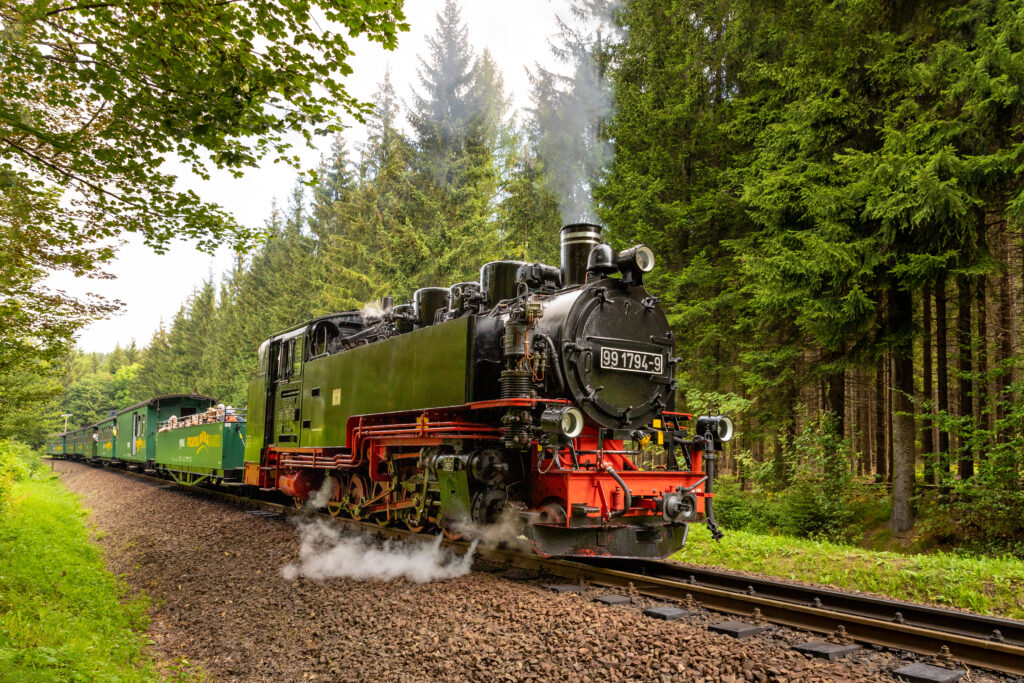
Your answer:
[599,347,664,375]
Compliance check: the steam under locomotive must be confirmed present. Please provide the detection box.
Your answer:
[47,224,731,559]
[241,223,732,558]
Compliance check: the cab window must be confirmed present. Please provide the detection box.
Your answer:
[257,340,270,376]
[291,337,303,378]
[275,337,303,381]
[278,340,293,380]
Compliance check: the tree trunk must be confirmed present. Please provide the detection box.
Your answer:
[887,353,894,483]
[825,366,845,436]
[890,286,916,535]
[921,284,935,484]
[975,276,989,467]
[996,225,1015,432]
[874,355,888,480]
[935,276,950,493]
[958,275,974,480]
[859,370,870,475]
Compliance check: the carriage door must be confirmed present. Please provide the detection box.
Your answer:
[273,331,304,445]
[131,414,138,457]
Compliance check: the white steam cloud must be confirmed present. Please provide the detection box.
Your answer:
[282,520,478,584]
[307,476,336,510]
[359,300,385,324]
[533,0,623,225]
[452,508,537,553]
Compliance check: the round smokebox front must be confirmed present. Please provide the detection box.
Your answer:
[560,281,674,429]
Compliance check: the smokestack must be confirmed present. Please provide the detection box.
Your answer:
[560,223,602,287]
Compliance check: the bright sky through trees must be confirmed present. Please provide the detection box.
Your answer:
[48,0,564,353]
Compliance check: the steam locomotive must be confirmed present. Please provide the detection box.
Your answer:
[241,223,731,558]
[48,224,731,559]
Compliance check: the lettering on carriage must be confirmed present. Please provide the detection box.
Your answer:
[186,430,221,453]
[332,388,341,406]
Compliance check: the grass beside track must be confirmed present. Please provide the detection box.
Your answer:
[675,523,1024,619]
[0,475,156,682]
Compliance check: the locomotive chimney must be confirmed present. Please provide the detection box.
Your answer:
[560,223,602,287]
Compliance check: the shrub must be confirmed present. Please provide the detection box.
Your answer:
[711,478,785,534]
[776,414,856,541]
[926,373,1024,558]
[714,414,860,542]
[0,440,44,514]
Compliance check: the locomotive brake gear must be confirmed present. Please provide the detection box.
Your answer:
[468,448,512,486]
[603,465,633,519]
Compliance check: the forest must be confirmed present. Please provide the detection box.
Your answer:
[6,0,1024,553]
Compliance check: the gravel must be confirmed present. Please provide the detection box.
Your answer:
[54,461,1000,682]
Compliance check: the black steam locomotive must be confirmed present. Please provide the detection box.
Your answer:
[241,223,732,559]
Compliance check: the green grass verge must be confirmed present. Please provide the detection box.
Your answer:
[675,523,1024,619]
[0,476,157,682]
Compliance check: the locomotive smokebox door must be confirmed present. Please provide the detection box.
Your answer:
[560,280,674,429]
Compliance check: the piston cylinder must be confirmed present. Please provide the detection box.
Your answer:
[278,470,319,499]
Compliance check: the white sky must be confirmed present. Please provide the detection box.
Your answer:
[50,0,565,353]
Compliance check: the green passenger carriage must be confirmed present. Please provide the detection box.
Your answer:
[92,417,117,462]
[114,394,216,469]
[45,433,66,458]
[154,413,246,485]
[68,429,86,458]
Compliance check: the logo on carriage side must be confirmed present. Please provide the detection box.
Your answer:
[187,430,221,453]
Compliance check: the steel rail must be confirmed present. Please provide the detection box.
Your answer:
[583,557,1024,646]
[57,460,1024,676]
[486,552,1024,676]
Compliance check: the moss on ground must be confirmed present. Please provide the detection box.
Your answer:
[675,523,1024,619]
[0,476,157,682]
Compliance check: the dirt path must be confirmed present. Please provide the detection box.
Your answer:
[55,460,912,681]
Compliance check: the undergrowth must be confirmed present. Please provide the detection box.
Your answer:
[676,523,1024,619]
[0,470,157,681]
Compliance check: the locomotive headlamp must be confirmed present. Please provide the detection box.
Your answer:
[696,415,734,443]
[617,244,656,274]
[541,405,585,439]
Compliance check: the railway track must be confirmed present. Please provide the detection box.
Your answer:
[58,459,1024,677]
